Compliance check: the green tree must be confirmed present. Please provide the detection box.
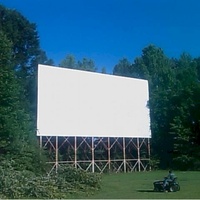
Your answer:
[169,53,200,169]
[0,5,39,73]
[0,5,53,117]
[0,31,47,173]
[101,67,107,74]
[193,56,200,81]
[0,31,20,155]
[59,54,76,69]
[132,45,176,168]
[59,54,97,72]
[113,58,131,77]
[77,57,97,72]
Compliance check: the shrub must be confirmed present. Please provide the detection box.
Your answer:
[0,161,101,199]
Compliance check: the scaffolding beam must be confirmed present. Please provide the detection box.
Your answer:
[39,136,150,174]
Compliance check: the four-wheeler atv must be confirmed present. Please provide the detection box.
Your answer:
[153,177,180,192]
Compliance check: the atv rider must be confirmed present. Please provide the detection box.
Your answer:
[163,170,175,190]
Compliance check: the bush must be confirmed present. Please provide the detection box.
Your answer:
[149,156,160,170]
[0,161,101,199]
[55,165,101,191]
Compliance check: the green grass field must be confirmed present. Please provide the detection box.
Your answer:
[80,170,200,199]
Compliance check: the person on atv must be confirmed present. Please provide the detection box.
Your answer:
[163,170,175,191]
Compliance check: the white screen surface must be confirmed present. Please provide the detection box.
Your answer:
[37,64,151,138]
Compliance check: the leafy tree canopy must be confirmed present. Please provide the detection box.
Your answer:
[59,54,97,72]
[0,5,39,73]
[0,31,47,173]
[113,45,200,170]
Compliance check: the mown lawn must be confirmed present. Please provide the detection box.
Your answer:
[78,170,200,199]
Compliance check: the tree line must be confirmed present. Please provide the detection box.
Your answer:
[0,3,200,178]
[113,47,200,170]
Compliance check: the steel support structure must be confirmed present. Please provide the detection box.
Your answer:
[40,136,150,174]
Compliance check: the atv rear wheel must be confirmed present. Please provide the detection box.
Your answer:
[154,187,159,192]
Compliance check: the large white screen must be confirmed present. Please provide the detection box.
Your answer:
[37,64,151,138]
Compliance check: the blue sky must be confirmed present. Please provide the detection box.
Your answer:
[0,0,200,73]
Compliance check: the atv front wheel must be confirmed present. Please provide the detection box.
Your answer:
[169,184,180,192]
[175,184,180,191]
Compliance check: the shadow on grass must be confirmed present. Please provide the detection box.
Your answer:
[137,189,155,193]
